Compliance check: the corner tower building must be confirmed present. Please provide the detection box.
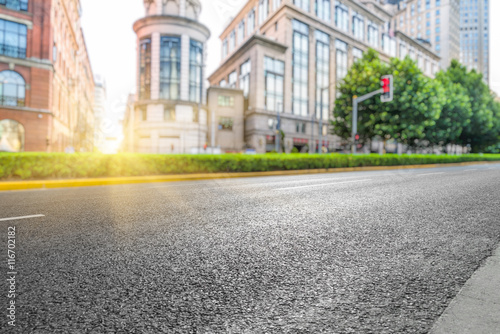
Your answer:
[130,0,210,153]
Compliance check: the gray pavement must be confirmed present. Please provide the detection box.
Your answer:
[1,163,500,333]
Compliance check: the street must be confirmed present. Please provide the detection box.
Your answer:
[1,164,500,333]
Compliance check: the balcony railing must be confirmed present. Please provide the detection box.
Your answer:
[0,0,28,11]
[0,44,26,59]
[0,94,25,107]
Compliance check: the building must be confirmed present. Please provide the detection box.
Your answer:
[124,0,210,154]
[0,0,95,152]
[206,86,245,152]
[208,0,440,153]
[389,0,459,69]
[93,74,106,151]
[459,0,489,83]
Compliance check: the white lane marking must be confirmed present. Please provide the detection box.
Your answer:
[274,179,372,190]
[0,214,45,222]
[416,172,446,177]
[464,169,477,172]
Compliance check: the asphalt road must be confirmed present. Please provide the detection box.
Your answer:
[1,163,500,333]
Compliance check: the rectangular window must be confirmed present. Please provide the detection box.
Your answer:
[335,39,347,84]
[399,43,406,58]
[0,0,28,11]
[189,40,203,103]
[219,117,234,130]
[239,59,251,98]
[265,56,285,112]
[218,96,234,107]
[219,79,227,87]
[352,12,365,41]
[160,36,181,100]
[238,20,245,44]
[292,20,309,116]
[0,19,27,58]
[294,0,310,12]
[426,0,430,10]
[248,8,255,34]
[353,47,363,62]
[222,39,227,59]
[258,0,268,25]
[229,30,235,53]
[315,30,329,121]
[335,1,348,32]
[367,21,379,48]
[139,38,151,100]
[228,71,237,88]
[164,109,176,121]
[273,0,281,11]
[316,0,330,21]
[436,0,440,6]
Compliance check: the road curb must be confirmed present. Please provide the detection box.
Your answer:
[0,161,498,191]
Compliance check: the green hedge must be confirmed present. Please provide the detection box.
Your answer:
[1,152,500,180]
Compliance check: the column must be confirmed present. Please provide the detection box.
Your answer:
[151,32,160,100]
[156,0,162,15]
[179,0,186,17]
[180,34,190,101]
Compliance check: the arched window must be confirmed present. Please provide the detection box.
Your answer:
[0,119,25,152]
[0,70,25,107]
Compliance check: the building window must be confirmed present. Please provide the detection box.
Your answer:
[248,8,255,35]
[436,0,440,6]
[53,44,57,62]
[0,70,25,107]
[164,109,176,121]
[240,59,251,98]
[229,30,235,53]
[292,20,309,116]
[219,79,227,87]
[353,47,363,62]
[272,0,281,11]
[258,0,268,25]
[218,95,234,107]
[315,30,329,121]
[219,117,233,130]
[316,0,330,21]
[335,1,348,32]
[0,119,24,152]
[352,12,365,41]
[264,56,284,112]
[294,0,309,12]
[426,0,430,10]
[189,40,203,103]
[222,39,228,59]
[139,38,151,100]
[335,39,347,84]
[0,0,28,11]
[296,122,306,133]
[0,19,27,59]
[159,36,181,100]
[228,71,237,88]
[367,21,379,48]
[238,20,245,44]
[399,43,406,58]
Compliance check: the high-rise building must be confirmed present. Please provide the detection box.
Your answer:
[459,0,489,83]
[390,0,460,68]
[208,0,440,153]
[124,0,210,154]
[0,0,95,152]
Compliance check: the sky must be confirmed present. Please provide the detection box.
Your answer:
[80,0,500,116]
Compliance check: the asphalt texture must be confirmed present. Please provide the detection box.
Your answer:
[1,163,500,333]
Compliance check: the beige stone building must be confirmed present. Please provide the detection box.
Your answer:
[124,0,210,153]
[208,0,440,153]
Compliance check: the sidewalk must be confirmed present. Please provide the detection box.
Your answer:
[429,245,500,334]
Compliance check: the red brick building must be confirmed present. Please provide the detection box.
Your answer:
[0,0,94,152]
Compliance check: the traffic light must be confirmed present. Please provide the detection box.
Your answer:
[380,74,393,103]
[354,133,360,144]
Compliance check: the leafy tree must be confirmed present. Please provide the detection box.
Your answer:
[440,60,496,152]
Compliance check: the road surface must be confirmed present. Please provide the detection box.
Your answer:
[1,163,500,333]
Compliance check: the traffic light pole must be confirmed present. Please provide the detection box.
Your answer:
[351,88,383,154]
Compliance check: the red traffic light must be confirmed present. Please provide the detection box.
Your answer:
[355,134,360,141]
[381,78,390,93]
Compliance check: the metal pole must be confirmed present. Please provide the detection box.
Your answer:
[310,113,315,154]
[352,97,358,154]
[275,101,281,153]
[198,47,204,154]
[318,88,323,154]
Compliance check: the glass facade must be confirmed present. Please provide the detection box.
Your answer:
[335,39,348,84]
[367,21,379,47]
[335,1,349,32]
[315,30,329,121]
[0,19,27,59]
[139,38,151,100]
[189,40,203,103]
[292,20,309,116]
[352,12,365,41]
[159,36,181,100]
[264,57,284,112]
